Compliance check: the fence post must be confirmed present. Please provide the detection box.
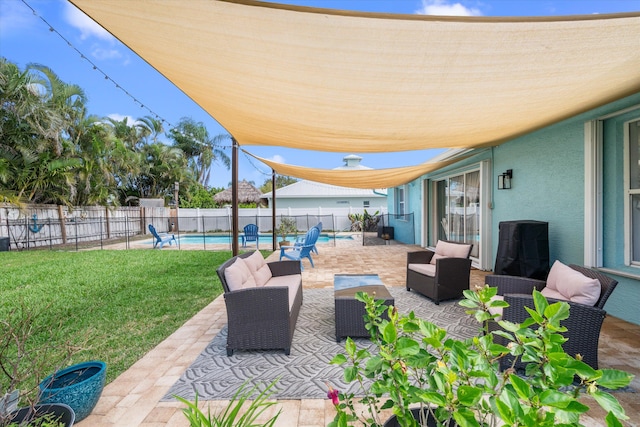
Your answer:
[57,205,67,244]
[105,206,111,239]
[48,217,52,250]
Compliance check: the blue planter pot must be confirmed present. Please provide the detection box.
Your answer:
[39,360,106,422]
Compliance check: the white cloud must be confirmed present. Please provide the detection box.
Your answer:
[63,1,113,41]
[91,46,122,61]
[106,114,139,125]
[269,154,286,164]
[415,0,483,16]
[0,0,39,39]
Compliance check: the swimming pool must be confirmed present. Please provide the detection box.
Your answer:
[177,233,352,245]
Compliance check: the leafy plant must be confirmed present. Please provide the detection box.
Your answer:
[176,380,281,427]
[277,217,297,242]
[329,286,633,427]
[348,210,380,232]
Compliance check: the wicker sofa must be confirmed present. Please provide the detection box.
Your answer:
[406,240,473,304]
[486,262,618,370]
[216,251,303,356]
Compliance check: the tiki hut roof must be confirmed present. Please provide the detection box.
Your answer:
[214,180,264,204]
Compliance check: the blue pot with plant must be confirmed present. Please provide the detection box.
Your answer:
[38,360,106,422]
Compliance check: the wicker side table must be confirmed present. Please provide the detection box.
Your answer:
[334,277,394,342]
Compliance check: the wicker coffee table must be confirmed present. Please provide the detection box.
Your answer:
[334,274,395,342]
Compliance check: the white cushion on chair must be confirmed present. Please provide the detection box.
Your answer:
[544,261,601,306]
[408,263,436,277]
[429,253,446,265]
[434,240,471,258]
[224,258,256,291]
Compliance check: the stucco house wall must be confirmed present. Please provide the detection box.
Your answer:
[391,92,640,325]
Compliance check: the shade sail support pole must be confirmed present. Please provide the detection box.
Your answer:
[232,138,239,256]
[272,169,276,251]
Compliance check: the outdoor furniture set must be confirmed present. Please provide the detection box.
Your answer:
[216,251,303,356]
[217,241,617,369]
[279,224,321,269]
[148,224,176,249]
[406,240,474,304]
[486,260,618,370]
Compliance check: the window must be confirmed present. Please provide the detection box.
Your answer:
[363,200,370,208]
[629,119,640,263]
[396,186,406,217]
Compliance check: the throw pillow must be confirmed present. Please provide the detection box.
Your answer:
[545,260,563,291]
[430,253,446,265]
[244,250,265,273]
[545,261,601,306]
[253,264,273,287]
[434,240,471,258]
[224,258,256,291]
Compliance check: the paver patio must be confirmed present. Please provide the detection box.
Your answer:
[77,240,640,427]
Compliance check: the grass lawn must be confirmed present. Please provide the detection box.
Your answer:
[0,249,250,398]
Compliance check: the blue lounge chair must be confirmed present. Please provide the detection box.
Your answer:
[241,224,259,249]
[280,226,320,270]
[148,224,176,249]
[296,222,322,254]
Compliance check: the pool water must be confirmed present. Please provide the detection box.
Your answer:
[177,233,352,245]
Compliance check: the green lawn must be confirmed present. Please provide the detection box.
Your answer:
[0,249,242,397]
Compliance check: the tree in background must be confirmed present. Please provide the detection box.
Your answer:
[0,58,227,208]
[169,117,230,186]
[179,183,224,208]
[260,175,298,193]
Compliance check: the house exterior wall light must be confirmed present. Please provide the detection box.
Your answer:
[498,169,513,190]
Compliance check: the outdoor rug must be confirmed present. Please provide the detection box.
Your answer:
[163,287,478,401]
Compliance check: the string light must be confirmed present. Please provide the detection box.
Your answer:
[19,0,269,177]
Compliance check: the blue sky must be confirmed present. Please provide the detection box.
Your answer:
[1,0,639,188]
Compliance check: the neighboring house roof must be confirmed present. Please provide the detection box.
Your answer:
[265,180,386,199]
[263,155,388,198]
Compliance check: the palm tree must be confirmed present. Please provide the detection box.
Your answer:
[169,117,230,186]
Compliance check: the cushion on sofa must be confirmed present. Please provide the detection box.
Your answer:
[434,240,471,259]
[264,274,302,310]
[253,264,273,287]
[224,258,257,291]
[544,261,601,306]
[244,250,265,273]
[408,263,436,277]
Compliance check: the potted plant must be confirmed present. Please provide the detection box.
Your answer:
[176,379,280,426]
[0,305,77,427]
[38,360,106,422]
[277,216,297,247]
[328,286,633,427]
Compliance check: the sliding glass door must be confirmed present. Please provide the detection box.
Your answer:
[434,170,480,258]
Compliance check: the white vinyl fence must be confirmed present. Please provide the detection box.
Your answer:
[0,204,387,251]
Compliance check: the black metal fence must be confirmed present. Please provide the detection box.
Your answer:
[1,213,344,251]
[362,213,415,246]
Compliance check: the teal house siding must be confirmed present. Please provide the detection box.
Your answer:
[390,92,640,325]
[492,120,586,265]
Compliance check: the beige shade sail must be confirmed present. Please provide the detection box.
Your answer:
[69,0,640,155]
[247,151,466,189]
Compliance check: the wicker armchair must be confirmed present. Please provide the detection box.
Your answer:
[216,252,303,356]
[406,240,473,304]
[486,264,618,370]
